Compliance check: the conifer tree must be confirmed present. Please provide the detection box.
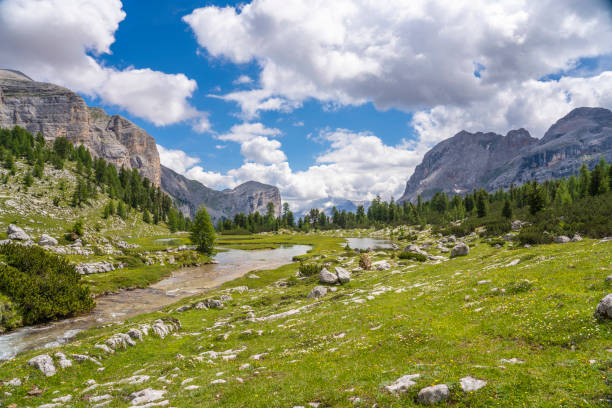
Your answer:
[191,206,216,254]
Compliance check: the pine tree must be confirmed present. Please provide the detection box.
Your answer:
[528,182,547,215]
[578,162,590,198]
[475,190,488,218]
[23,170,33,188]
[143,209,151,224]
[501,199,512,219]
[191,206,216,254]
[589,157,609,196]
[117,200,127,219]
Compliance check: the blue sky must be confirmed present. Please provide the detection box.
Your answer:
[1,0,611,211]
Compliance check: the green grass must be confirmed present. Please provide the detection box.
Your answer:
[1,233,610,407]
[82,264,177,296]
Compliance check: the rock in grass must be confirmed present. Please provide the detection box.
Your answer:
[606,275,612,282]
[28,354,56,376]
[38,234,58,246]
[319,268,339,284]
[8,224,30,240]
[385,374,420,393]
[54,352,72,369]
[595,293,612,319]
[571,234,583,242]
[128,388,166,405]
[417,384,449,404]
[335,267,351,283]
[554,235,570,243]
[307,286,328,298]
[460,376,487,392]
[451,242,469,258]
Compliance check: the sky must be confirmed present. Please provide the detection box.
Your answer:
[1,0,612,212]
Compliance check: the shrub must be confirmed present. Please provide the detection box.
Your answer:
[116,255,145,268]
[506,280,534,294]
[488,238,506,247]
[0,244,93,325]
[299,262,322,277]
[359,254,372,270]
[518,227,553,245]
[481,219,511,237]
[397,251,427,262]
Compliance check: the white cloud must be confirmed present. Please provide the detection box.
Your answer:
[218,122,282,142]
[240,136,286,163]
[233,74,253,85]
[0,0,209,130]
[157,144,201,174]
[184,0,612,134]
[161,128,420,212]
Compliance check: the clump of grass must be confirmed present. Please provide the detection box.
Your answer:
[299,262,322,277]
[506,279,533,294]
[397,251,426,262]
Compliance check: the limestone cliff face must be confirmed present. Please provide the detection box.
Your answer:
[0,69,161,185]
[399,107,612,202]
[161,166,281,221]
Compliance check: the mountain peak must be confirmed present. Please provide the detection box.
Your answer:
[0,69,33,81]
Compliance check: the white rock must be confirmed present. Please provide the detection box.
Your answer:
[307,286,328,298]
[28,354,56,376]
[554,235,570,244]
[319,268,339,284]
[335,267,351,283]
[52,394,72,403]
[385,374,420,393]
[8,224,30,240]
[500,358,524,364]
[129,388,166,405]
[38,234,58,246]
[451,242,469,257]
[54,352,72,369]
[595,293,612,319]
[460,376,487,392]
[417,384,449,404]
[211,379,226,384]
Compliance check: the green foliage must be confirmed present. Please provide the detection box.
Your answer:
[191,206,216,254]
[0,244,93,325]
[298,262,322,277]
[501,199,512,219]
[143,209,151,223]
[397,251,426,261]
[505,279,533,294]
[23,170,33,188]
[116,255,145,268]
[518,226,553,245]
[481,218,511,237]
[70,219,84,237]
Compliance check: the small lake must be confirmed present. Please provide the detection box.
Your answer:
[0,244,310,360]
[343,237,394,250]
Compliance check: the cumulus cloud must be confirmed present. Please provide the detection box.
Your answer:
[161,128,420,212]
[157,144,201,174]
[0,0,209,130]
[184,0,612,134]
[233,74,253,85]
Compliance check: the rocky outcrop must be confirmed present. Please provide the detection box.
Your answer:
[160,165,281,220]
[400,107,612,202]
[0,69,161,185]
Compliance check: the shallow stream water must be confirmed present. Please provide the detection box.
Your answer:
[0,245,310,360]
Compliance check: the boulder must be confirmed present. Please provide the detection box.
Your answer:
[54,352,72,369]
[404,244,428,256]
[127,328,143,341]
[571,234,583,242]
[307,286,328,298]
[595,293,612,319]
[129,388,166,405]
[554,235,570,244]
[460,376,487,392]
[8,224,29,240]
[417,384,449,404]
[28,354,56,376]
[372,260,391,271]
[319,268,339,284]
[451,242,469,258]
[38,234,58,246]
[511,220,523,231]
[335,267,351,283]
[385,374,420,393]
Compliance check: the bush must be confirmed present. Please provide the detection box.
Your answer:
[506,280,534,294]
[116,255,145,268]
[481,219,511,237]
[0,244,93,325]
[359,254,372,270]
[518,227,553,245]
[299,262,322,277]
[397,251,427,262]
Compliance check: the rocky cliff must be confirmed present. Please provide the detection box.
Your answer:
[161,166,281,221]
[399,107,612,202]
[0,69,161,185]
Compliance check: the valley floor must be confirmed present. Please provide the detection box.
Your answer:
[1,231,611,407]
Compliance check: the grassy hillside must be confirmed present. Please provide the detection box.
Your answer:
[1,231,610,407]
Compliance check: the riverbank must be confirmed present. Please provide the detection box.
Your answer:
[1,232,611,407]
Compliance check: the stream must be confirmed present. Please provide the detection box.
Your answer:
[0,244,311,360]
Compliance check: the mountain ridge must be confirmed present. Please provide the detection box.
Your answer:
[399,107,612,202]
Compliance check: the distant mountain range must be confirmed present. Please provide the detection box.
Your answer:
[399,107,612,202]
[301,197,370,216]
[0,69,280,219]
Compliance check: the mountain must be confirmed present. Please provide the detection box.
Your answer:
[302,197,369,216]
[0,69,161,185]
[399,107,612,202]
[160,165,281,221]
